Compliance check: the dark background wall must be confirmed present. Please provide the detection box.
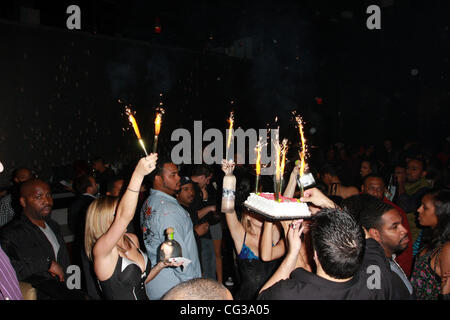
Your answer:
[1,0,449,187]
[0,20,249,187]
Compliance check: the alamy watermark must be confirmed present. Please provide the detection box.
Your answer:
[170,121,282,176]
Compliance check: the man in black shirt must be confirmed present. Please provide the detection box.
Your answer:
[258,188,393,300]
[175,176,209,264]
[358,194,415,299]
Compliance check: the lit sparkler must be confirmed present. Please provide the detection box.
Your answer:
[125,107,148,156]
[153,109,164,153]
[225,111,234,160]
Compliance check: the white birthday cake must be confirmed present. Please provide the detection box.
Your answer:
[244,192,311,219]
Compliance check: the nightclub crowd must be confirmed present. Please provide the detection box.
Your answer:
[0,137,449,301]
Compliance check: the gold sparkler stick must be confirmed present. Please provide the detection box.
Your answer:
[153,111,162,153]
[255,138,262,194]
[225,112,234,160]
[126,107,148,156]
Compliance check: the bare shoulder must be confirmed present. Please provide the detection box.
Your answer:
[441,242,450,256]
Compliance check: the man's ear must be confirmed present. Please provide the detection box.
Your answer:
[19,196,26,208]
[421,170,427,178]
[368,228,381,242]
[361,185,366,193]
[154,175,162,186]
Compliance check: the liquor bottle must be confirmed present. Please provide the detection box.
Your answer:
[386,174,397,202]
[158,227,182,262]
[221,169,236,213]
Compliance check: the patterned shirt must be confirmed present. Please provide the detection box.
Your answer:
[0,245,23,300]
[0,195,14,227]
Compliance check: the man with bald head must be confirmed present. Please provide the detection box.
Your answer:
[162,278,233,300]
[0,167,33,227]
[0,179,86,299]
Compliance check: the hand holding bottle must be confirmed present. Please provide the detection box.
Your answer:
[221,159,236,213]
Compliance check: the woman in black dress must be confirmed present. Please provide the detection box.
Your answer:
[84,155,180,300]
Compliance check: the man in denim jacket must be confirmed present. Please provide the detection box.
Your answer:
[140,160,201,300]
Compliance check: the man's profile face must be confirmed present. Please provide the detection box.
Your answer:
[378,209,409,256]
[21,181,53,221]
[406,160,425,183]
[360,161,372,177]
[362,177,385,200]
[161,163,181,194]
[176,183,195,206]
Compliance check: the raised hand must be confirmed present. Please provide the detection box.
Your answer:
[221,159,235,175]
[135,153,158,177]
[285,219,304,256]
[300,187,336,210]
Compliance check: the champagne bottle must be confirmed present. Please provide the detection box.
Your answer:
[221,170,236,213]
[158,227,182,262]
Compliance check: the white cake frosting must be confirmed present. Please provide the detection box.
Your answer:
[244,192,311,218]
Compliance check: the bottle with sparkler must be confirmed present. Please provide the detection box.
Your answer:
[221,160,236,213]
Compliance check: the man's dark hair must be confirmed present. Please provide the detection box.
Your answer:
[12,167,32,182]
[362,173,385,186]
[357,194,394,231]
[106,176,125,195]
[319,163,339,178]
[408,157,427,172]
[73,174,95,194]
[311,208,365,279]
[191,164,212,178]
[148,158,175,187]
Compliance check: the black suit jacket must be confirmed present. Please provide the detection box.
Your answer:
[0,214,71,282]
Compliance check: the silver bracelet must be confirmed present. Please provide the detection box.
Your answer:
[127,187,140,193]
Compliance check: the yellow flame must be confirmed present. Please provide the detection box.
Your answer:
[280,139,288,177]
[154,112,162,135]
[256,144,261,175]
[126,108,142,139]
[296,116,307,177]
[274,140,281,181]
[226,111,234,150]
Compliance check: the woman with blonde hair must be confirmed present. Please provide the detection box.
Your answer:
[85,155,180,300]
[221,160,282,300]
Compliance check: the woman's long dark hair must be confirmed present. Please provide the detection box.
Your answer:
[420,189,450,252]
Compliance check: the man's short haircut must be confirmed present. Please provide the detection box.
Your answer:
[191,164,212,178]
[311,207,365,279]
[162,278,231,300]
[12,167,32,179]
[73,174,95,194]
[362,173,385,186]
[106,176,125,194]
[319,163,339,178]
[148,157,175,187]
[408,157,427,171]
[19,179,48,197]
[357,194,394,231]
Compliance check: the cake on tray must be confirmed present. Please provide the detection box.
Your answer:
[244,192,311,219]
